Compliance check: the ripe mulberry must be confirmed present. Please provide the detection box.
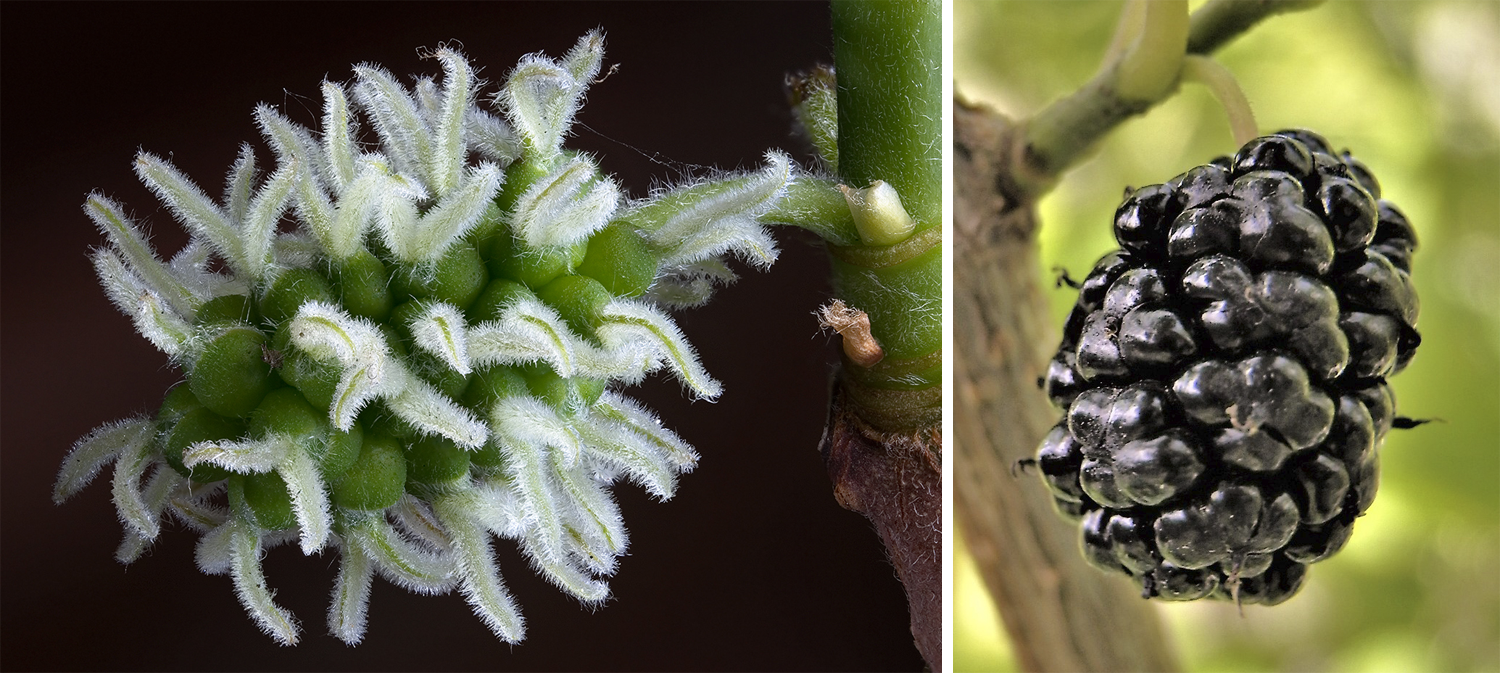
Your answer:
[1037,130,1420,605]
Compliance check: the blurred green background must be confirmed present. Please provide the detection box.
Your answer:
[955,1,1500,671]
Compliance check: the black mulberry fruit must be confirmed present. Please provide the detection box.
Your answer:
[1038,130,1419,605]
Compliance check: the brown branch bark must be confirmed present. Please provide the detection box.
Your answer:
[821,383,942,669]
[954,99,1180,672]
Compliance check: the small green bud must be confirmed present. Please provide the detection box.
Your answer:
[494,157,551,216]
[574,377,607,407]
[398,242,489,311]
[195,294,257,327]
[518,364,602,413]
[271,322,339,412]
[319,421,365,483]
[363,403,421,442]
[466,201,509,250]
[485,232,587,289]
[157,383,203,426]
[412,347,471,400]
[379,323,409,359]
[389,301,425,345]
[470,442,506,474]
[464,365,530,413]
[404,434,471,486]
[535,274,612,338]
[521,363,572,409]
[469,278,537,323]
[840,180,915,246]
[249,388,325,441]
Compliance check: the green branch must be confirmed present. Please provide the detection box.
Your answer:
[1019,0,1322,194]
[1187,0,1327,55]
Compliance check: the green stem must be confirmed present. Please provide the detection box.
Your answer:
[828,0,942,416]
[1114,0,1189,101]
[1101,0,1146,66]
[1181,54,1259,146]
[759,176,860,247]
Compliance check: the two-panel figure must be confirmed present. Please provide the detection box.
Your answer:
[4,1,1493,671]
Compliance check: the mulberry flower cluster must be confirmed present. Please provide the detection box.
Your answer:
[55,33,796,645]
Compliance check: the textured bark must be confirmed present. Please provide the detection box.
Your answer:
[954,99,1180,672]
[821,382,942,670]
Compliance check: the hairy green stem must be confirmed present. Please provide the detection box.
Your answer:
[829,0,942,411]
[818,3,944,669]
[760,176,860,246]
[831,0,941,225]
[1182,54,1259,146]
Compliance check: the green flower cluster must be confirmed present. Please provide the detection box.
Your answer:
[55,33,797,645]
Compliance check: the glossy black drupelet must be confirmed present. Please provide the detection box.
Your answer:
[1038,130,1419,605]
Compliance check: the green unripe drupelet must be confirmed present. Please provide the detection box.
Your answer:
[535,274,612,340]
[329,249,393,322]
[194,294,257,326]
[576,223,658,297]
[319,422,364,484]
[469,278,536,323]
[259,268,336,326]
[388,300,426,345]
[239,471,297,530]
[494,157,551,216]
[404,435,471,486]
[245,387,361,480]
[249,387,324,441]
[520,363,606,414]
[363,403,422,442]
[396,242,488,311]
[389,300,470,398]
[331,430,407,511]
[465,202,509,251]
[521,363,572,409]
[157,383,203,425]
[271,323,340,413]
[413,347,471,400]
[463,366,529,472]
[486,232,589,290]
[162,407,242,483]
[379,324,409,359]
[190,326,275,418]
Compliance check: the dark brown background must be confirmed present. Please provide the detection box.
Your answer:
[1,3,924,670]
